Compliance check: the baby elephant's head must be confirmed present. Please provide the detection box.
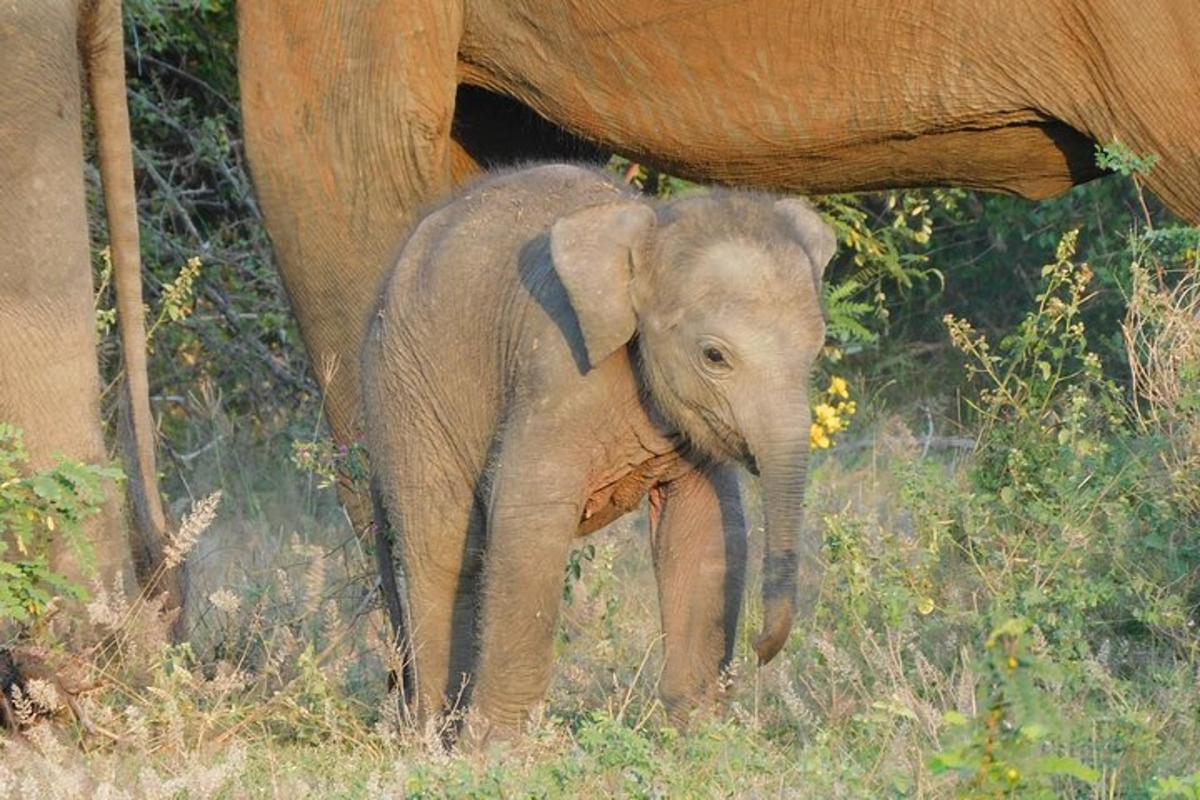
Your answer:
[551,190,835,665]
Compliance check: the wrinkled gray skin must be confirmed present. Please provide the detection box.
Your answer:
[363,164,833,742]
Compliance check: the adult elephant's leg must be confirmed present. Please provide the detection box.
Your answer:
[237,1,464,522]
[0,2,130,598]
[650,463,747,725]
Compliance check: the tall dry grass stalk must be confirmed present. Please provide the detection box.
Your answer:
[164,491,223,570]
[1123,258,1200,515]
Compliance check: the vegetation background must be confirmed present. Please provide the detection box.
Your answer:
[2,2,1198,797]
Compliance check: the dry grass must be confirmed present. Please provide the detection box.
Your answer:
[0,422,958,797]
[3,389,1198,797]
[1124,257,1200,517]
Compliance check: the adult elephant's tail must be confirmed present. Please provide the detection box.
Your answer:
[84,0,185,639]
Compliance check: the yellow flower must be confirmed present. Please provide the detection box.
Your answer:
[811,377,856,449]
[814,403,839,425]
[810,423,831,449]
[828,376,850,399]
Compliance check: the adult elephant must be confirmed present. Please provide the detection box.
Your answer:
[0,1,181,631]
[237,0,1199,664]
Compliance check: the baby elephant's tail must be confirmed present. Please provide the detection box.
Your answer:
[371,477,415,715]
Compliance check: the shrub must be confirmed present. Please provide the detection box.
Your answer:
[0,425,121,626]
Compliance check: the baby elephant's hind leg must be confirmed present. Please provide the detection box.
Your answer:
[384,468,486,729]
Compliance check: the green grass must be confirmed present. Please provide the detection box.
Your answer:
[4,409,1198,798]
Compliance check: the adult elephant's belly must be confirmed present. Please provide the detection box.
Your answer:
[459,0,1103,200]
[577,450,692,536]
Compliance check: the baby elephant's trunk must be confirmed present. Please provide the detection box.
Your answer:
[746,414,813,665]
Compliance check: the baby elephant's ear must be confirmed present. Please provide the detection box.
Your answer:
[550,201,656,371]
[774,198,837,293]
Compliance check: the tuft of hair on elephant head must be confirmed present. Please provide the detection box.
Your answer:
[363,163,834,742]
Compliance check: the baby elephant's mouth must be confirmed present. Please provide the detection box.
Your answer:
[697,408,757,474]
[744,452,760,477]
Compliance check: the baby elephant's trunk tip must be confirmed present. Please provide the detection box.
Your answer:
[753,598,796,664]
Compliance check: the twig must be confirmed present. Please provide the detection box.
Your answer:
[133,146,205,242]
[830,436,976,453]
[202,284,315,394]
[616,635,662,724]
[68,696,123,745]
[167,435,224,464]
[921,406,935,458]
[633,697,661,733]
[138,54,239,114]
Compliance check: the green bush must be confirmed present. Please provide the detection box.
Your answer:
[931,618,1098,798]
[796,217,1200,795]
[0,424,121,626]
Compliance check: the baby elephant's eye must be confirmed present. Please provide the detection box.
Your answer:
[702,346,728,367]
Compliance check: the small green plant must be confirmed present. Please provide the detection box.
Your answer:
[1096,140,1161,181]
[146,255,203,350]
[291,437,370,495]
[1151,772,1200,800]
[93,246,118,338]
[0,424,121,625]
[944,228,1199,650]
[945,228,1114,430]
[816,189,957,349]
[563,543,596,604]
[944,231,1126,645]
[931,618,1099,797]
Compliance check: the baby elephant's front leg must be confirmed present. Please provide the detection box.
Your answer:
[467,430,585,743]
[651,463,747,724]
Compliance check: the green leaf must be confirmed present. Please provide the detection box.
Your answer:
[929,751,972,775]
[942,710,969,727]
[987,617,1030,647]
[1032,756,1099,783]
[28,474,65,505]
[1020,722,1049,742]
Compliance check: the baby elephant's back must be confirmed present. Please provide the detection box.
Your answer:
[365,165,629,453]
[385,164,628,324]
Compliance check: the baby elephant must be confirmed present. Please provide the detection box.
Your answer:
[363,164,833,741]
